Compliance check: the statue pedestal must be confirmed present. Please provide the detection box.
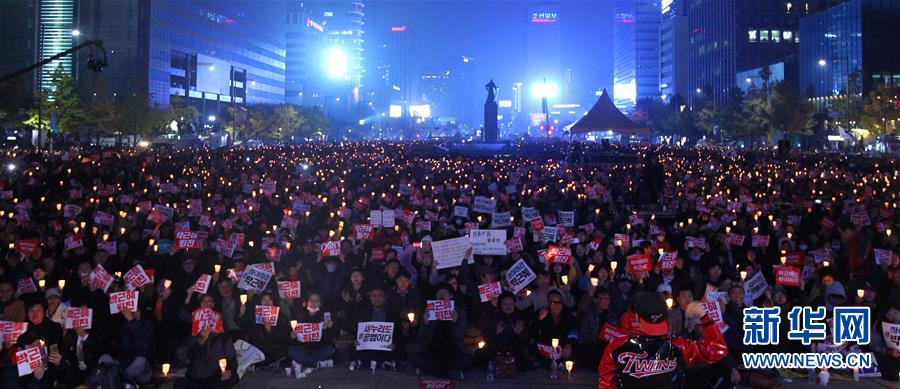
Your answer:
[482,79,500,143]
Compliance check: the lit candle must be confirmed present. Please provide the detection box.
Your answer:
[610,261,618,272]
[407,312,415,322]
[240,294,247,304]
[58,280,65,289]
[565,361,574,372]
[162,363,170,376]
[551,338,559,348]
[590,277,599,287]
[587,264,595,273]
[561,275,568,285]
[290,320,297,330]
[823,260,830,267]
[856,289,864,299]
[163,279,172,289]
[38,279,46,288]
[218,358,227,373]
[214,264,221,274]
[665,298,674,309]
[740,271,747,281]
[477,340,486,349]
[887,229,893,237]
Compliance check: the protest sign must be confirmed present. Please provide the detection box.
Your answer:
[190,274,212,294]
[600,323,627,343]
[295,322,322,342]
[705,301,728,332]
[353,224,375,240]
[237,262,274,292]
[277,281,302,299]
[381,210,395,228]
[490,211,511,228]
[124,265,151,291]
[506,259,536,294]
[356,321,394,351]
[522,207,539,220]
[504,238,523,253]
[453,206,469,218]
[89,265,113,293]
[774,266,801,287]
[321,240,341,256]
[65,307,92,329]
[369,210,383,227]
[255,305,280,326]
[743,271,769,306]
[175,231,203,250]
[64,234,83,250]
[613,233,630,249]
[97,240,117,255]
[626,254,651,273]
[16,278,37,295]
[537,343,561,361]
[751,235,770,248]
[108,291,138,314]
[470,229,506,255]
[541,226,558,243]
[558,211,574,227]
[432,236,471,269]
[546,246,573,264]
[15,240,39,256]
[426,300,455,321]
[727,233,745,246]
[191,307,223,335]
[0,321,27,344]
[473,196,496,213]
[882,322,900,351]
[478,282,502,302]
[16,347,42,376]
[659,251,677,270]
[875,249,893,265]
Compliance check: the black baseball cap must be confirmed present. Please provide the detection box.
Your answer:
[632,292,668,336]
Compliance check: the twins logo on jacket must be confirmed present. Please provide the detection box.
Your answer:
[616,351,677,378]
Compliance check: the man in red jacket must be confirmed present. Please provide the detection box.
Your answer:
[598,292,727,389]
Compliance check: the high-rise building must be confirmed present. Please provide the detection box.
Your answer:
[512,82,524,114]
[372,24,414,114]
[75,0,285,121]
[39,0,76,92]
[659,0,689,102]
[0,0,40,92]
[613,0,661,111]
[285,1,326,106]
[799,0,900,106]
[525,4,562,116]
[686,0,840,106]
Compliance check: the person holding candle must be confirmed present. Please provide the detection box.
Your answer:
[531,290,577,369]
[247,292,291,371]
[485,292,532,374]
[174,321,238,389]
[287,292,336,377]
[349,286,400,372]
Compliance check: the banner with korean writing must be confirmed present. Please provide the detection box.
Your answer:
[277,281,301,299]
[478,282,501,302]
[255,305,280,326]
[546,246,573,264]
[352,224,375,240]
[191,307,223,335]
[321,241,341,256]
[89,265,114,293]
[356,321,394,351]
[704,300,728,332]
[0,321,27,344]
[751,235,770,248]
[175,231,203,250]
[108,291,138,314]
[432,236,471,270]
[506,259,536,294]
[295,322,322,343]
[16,347,42,376]
[774,266,801,287]
[15,240,39,256]
[187,274,210,295]
[64,234,83,250]
[237,262,274,292]
[504,238,523,253]
[426,300,455,321]
[124,265,151,291]
[874,249,893,265]
[659,251,677,270]
[743,271,769,306]
[882,322,900,351]
[470,229,506,255]
[472,196,496,213]
[626,254,651,273]
[65,307,92,329]
[537,343,561,360]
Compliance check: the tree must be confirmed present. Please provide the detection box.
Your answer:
[0,77,31,129]
[24,65,89,134]
[860,82,900,135]
[829,70,864,129]
[160,95,199,134]
[741,86,771,143]
[631,98,674,135]
[295,105,330,140]
[771,81,815,137]
[116,77,160,144]
[246,104,304,141]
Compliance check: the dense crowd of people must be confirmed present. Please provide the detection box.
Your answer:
[0,142,896,388]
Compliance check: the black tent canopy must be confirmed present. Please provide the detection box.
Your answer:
[568,89,650,135]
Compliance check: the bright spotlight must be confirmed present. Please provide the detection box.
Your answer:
[6,164,15,172]
[325,47,348,80]
[208,115,216,122]
[531,82,559,99]
[71,29,80,37]
[358,119,365,125]
[818,58,827,66]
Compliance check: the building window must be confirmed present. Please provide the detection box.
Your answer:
[772,29,781,42]
[783,31,793,41]
[748,29,757,42]
[760,30,769,42]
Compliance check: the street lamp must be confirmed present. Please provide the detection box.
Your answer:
[71,29,80,37]
[818,58,827,66]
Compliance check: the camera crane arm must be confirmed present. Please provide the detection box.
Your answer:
[0,39,105,85]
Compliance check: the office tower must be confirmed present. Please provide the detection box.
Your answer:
[613,0,661,111]
[659,0,689,102]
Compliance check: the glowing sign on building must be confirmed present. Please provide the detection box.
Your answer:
[531,11,558,23]
[306,18,324,32]
[391,25,407,32]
